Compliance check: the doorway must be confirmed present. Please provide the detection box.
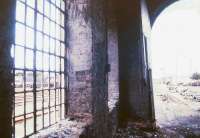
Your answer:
[151,0,200,136]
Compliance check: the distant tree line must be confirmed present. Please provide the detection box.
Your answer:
[191,72,200,80]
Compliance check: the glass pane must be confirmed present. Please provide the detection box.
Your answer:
[36,51,42,70]
[56,106,60,121]
[36,32,43,50]
[50,55,55,71]
[36,72,43,90]
[61,74,64,88]
[15,46,24,68]
[50,4,56,20]
[61,104,65,119]
[26,27,34,49]
[55,41,60,56]
[26,49,33,69]
[50,21,55,37]
[36,111,43,131]
[43,72,49,89]
[36,91,42,110]
[15,116,24,138]
[61,43,65,57]
[50,90,55,106]
[55,25,60,39]
[56,8,60,24]
[37,0,43,13]
[56,73,60,88]
[56,89,60,104]
[44,35,49,52]
[44,0,50,17]
[37,13,43,31]
[51,0,56,4]
[44,109,49,127]
[56,0,60,8]
[56,57,60,71]
[61,0,65,11]
[61,13,64,27]
[27,0,35,8]
[16,1,25,23]
[15,70,24,92]
[15,23,25,46]
[61,58,64,72]
[44,90,49,108]
[26,113,34,135]
[61,89,65,104]
[50,38,55,53]
[43,53,49,71]
[44,17,49,35]
[26,71,33,91]
[50,73,55,89]
[50,107,55,124]
[26,7,35,27]
[61,28,65,41]
[26,92,34,113]
[15,93,24,116]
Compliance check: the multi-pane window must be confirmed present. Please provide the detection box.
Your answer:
[13,0,66,137]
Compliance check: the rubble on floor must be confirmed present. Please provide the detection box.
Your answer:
[114,120,200,138]
[31,114,92,138]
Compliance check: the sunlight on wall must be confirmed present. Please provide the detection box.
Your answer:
[151,0,200,79]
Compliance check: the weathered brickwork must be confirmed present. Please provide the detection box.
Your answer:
[107,0,119,110]
[66,0,118,137]
[90,0,108,137]
[116,0,155,122]
[0,0,159,137]
[66,0,93,114]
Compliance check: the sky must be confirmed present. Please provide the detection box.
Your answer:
[151,0,200,79]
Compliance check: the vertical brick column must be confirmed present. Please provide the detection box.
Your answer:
[0,1,15,138]
[91,0,108,136]
[66,0,93,115]
[66,0,108,137]
[107,0,119,109]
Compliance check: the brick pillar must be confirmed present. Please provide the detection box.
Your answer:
[66,0,93,115]
[0,1,15,138]
[66,0,108,137]
[91,0,108,137]
[107,0,119,109]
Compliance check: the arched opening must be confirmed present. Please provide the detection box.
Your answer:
[151,0,200,136]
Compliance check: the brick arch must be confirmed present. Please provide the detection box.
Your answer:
[146,0,179,25]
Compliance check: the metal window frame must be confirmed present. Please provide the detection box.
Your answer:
[13,0,67,137]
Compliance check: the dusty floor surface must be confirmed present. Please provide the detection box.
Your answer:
[115,81,200,138]
[154,81,200,138]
